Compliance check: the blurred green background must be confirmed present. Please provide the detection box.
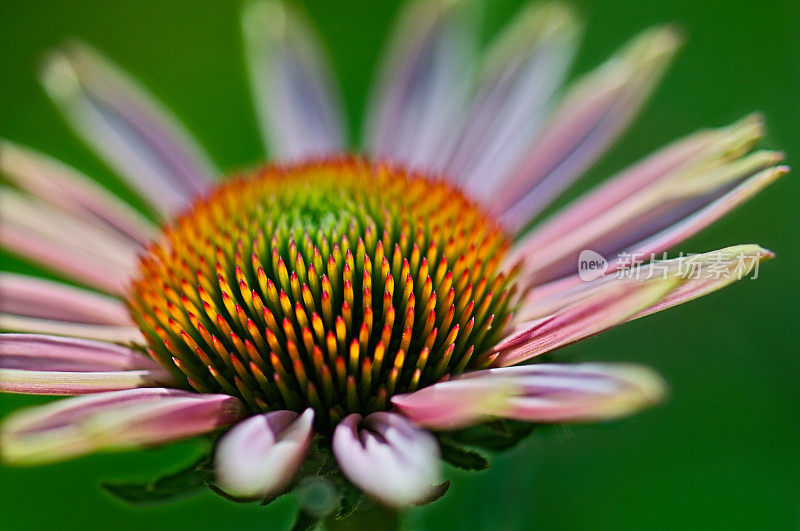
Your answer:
[1,0,798,529]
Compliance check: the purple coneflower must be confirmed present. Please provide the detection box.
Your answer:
[0,0,786,525]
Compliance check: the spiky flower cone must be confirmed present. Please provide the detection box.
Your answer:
[129,159,517,433]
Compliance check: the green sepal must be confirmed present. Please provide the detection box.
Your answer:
[102,455,214,505]
[444,419,536,452]
[439,439,490,471]
[417,481,450,505]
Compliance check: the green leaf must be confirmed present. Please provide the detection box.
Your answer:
[206,483,264,504]
[416,481,450,506]
[445,419,536,452]
[102,455,214,505]
[439,439,490,471]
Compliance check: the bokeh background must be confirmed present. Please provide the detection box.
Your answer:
[1,0,798,529]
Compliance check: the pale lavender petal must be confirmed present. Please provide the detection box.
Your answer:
[491,26,682,231]
[333,412,441,508]
[509,115,783,283]
[215,409,314,499]
[0,368,173,396]
[0,190,136,294]
[0,315,143,343]
[0,141,157,246]
[40,42,217,217]
[448,3,582,196]
[622,166,786,263]
[0,333,162,372]
[494,276,679,366]
[517,245,773,323]
[363,0,476,170]
[1,188,138,271]
[393,363,665,430]
[0,273,132,325]
[1,388,245,464]
[0,224,132,295]
[630,245,774,319]
[506,127,724,267]
[243,1,347,161]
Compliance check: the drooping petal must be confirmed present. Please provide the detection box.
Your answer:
[0,368,172,396]
[243,0,347,161]
[0,188,137,294]
[447,2,583,195]
[0,333,174,394]
[492,275,680,367]
[363,0,476,170]
[215,409,314,499]
[629,245,773,319]
[509,115,785,283]
[0,333,163,372]
[518,245,773,322]
[39,41,217,217]
[0,388,245,465]
[0,315,143,343]
[333,412,441,508]
[0,141,157,246]
[392,363,665,430]
[0,188,137,270]
[0,273,132,326]
[621,166,786,263]
[492,26,683,231]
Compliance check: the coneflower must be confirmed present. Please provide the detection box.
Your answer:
[0,0,786,527]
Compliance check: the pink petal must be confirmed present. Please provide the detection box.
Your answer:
[0,189,137,294]
[392,363,666,430]
[621,166,786,264]
[630,245,774,319]
[333,412,441,508]
[243,1,346,161]
[39,42,217,217]
[0,225,130,295]
[0,273,132,325]
[509,115,783,283]
[0,369,173,396]
[0,141,157,245]
[449,3,582,197]
[215,409,314,499]
[491,26,682,231]
[363,0,475,170]
[0,333,160,372]
[0,314,143,343]
[0,333,175,395]
[518,245,774,322]
[493,275,679,367]
[1,388,244,464]
[507,125,726,266]
[1,187,138,269]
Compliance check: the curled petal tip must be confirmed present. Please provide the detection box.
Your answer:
[243,1,288,43]
[333,412,441,507]
[214,408,314,499]
[639,23,685,58]
[38,49,80,101]
[604,363,669,406]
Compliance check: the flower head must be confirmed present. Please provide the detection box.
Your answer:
[0,0,786,523]
[130,159,515,426]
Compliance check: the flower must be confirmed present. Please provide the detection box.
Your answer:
[0,0,786,523]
